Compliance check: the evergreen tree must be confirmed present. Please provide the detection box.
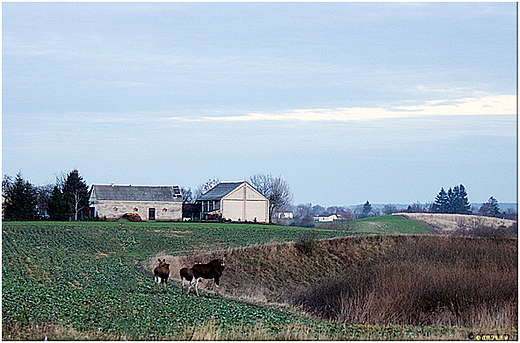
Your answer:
[2,173,38,221]
[432,187,449,213]
[361,201,372,218]
[63,170,89,221]
[478,196,501,217]
[47,186,69,221]
[447,187,456,214]
[453,184,471,214]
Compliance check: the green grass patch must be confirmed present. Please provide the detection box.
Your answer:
[354,215,430,234]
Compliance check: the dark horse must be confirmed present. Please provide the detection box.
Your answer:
[187,257,225,296]
[154,259,170,286]
[179,267,194,293]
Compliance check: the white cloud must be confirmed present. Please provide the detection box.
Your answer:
[172,94,516,123]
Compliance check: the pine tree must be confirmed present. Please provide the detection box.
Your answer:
[48,186,69,221]
[455,184,471,214]
[432,187,449,213]
[3,173,38,221]
[479,196,501,217]
[448,184,471,214]
[447,187,456,214]
[63,170,89,221]
[361,201,372,218]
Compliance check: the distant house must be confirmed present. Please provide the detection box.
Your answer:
[89,184,182,221]
[314,214,338,222]
[275,212,294,219]
[196,181,269,223]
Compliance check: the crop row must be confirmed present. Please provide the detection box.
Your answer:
[2,222,351,337]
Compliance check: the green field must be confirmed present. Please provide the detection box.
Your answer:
[2,221,354,339]
[3,217,511,340]
[354,214,431,234]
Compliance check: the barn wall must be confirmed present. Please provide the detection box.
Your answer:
[94,200,182,221]
[221,183,269,222]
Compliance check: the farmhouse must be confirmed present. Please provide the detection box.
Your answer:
[89,184,183,221]
[314,214,338,222]
[196,181,269,223]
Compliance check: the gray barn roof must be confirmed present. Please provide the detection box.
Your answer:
[196,181,245,201]
[91,184,182,202]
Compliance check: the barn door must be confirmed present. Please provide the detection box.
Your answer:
[149,208,156,221]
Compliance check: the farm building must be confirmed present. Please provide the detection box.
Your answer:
[196,181,269,223]
[89,184,183,221]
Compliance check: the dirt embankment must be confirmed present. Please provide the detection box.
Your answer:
[143,235,517,329]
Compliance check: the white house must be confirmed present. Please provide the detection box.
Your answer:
[196,181,269,223]
[314,214,338,222]
[89,184,183,221]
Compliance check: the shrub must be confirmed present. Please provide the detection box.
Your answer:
[121,213,142,222]
[290,236,517,328]
[295,230,318,255]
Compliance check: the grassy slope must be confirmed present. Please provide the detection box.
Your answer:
[3,221,354,340]
[3,217,514,340]
[354,215,431,234]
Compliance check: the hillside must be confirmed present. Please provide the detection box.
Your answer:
[396,213,516,233]
[3,220,517,340]
[147,234,517,330]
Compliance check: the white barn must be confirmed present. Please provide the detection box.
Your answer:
[196,181,269,223]
[89,184,183,221]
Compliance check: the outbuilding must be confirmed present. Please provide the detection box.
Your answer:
[89,184,183,221]
[196,181,269,223]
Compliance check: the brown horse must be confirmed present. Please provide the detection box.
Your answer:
[179,267,194,294]
[187,257,225,296]
[154,259,170,286]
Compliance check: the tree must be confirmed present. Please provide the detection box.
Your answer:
[382,204,399,215]
[194,179,220,201]
[434,184,472,214]
[249,174,293,223]
[359,201,372,218]
[180,186,194,204]
[478,196,501,217]
[294,203,314,227]
[62,170,89,221]
[35,184,53,219]
[3,173,38,221]
[451,184,471,214]
[47,186,69,221]
[432,187,450,213]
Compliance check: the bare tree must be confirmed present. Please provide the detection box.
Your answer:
[194,179,220,201]
[249,174,293,223]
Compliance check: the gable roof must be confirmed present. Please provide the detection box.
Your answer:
[196,181,245,201]
[91,184,182,202]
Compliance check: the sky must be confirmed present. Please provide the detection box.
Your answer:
[2,2,517,207]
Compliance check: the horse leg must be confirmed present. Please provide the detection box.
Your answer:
[187,277,198,295]
[195,278,201,297]
[214,276,220,294]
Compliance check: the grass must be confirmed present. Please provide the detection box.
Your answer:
[3,218,517,340]
[2,221,351,340]
[354,214,431,234]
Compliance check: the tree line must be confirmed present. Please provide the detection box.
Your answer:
[2,171,294,223]
[3,170,89,221]
[3,171,512,223]
[287,184,513,228]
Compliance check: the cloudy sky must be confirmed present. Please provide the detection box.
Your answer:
[3,2,517,207]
